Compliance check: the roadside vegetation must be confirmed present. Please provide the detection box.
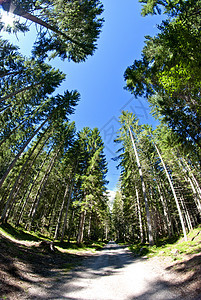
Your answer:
[0,223,107,299]
[128,226,201,260]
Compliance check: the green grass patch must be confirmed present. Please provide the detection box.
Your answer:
[55,240,106,253]
[128,226,201,260]
[0,223,106,255]
[0,223,52,242]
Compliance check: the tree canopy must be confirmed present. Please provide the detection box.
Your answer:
[1,0,104,62]
[125,0,201,156]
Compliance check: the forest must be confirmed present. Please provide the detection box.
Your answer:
[0,0,200,247]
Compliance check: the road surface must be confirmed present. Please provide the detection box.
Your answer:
[28,242,185,299]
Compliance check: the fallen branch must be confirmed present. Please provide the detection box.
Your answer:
[191,230,201,241]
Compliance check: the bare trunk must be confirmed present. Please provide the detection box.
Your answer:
[180,195,193,231]
[23,146,54,228]
[0,98,51,148]
[0,117,48,190]
[186,175,201,215]
[0,71,20,78]
[54,183,69,240]
[60,180,75,242]
[1,128,49,222]
[0,84,35,104]
[128,125,154,245]
[157,182,172,237]
[15,179,34,225]
[154,143,187,241]
[28,150,59,230]
[77,210,86,244]
[87,213,92,240]
[176,154,201,215]
[135,185,144,243]
[2,1,88,53]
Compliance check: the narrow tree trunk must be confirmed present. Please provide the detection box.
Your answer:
[0,84,36,104]
[77,210,86,244]
[182,158,201,198]
[54,183,69,240]
[135,185,144,243]
[60,179,75,242]
[1,128,49,222]
[180,194,193,231]
[23,146,54,228]
[68,210,75,243]
[176,154,201,215]
[15,178,34,226]
[128,125,154,245]
[2,1,88,53]
[157,182,172,237]
[154,142,187,241]
[87,213,92,240]
[0,71,20,78]
[0,117,49,190]
[186,175,201,215]
[28,150,59,230]
[0,98,52,148]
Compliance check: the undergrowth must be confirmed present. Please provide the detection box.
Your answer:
[128,226,201,261]
[0,223,106,253]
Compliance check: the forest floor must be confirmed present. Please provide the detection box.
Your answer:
[0,225,201,300]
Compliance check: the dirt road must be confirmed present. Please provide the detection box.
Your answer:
[27,241,194,300]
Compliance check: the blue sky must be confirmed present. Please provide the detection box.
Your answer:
[1,1,164,192]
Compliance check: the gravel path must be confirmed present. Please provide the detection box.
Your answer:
[27,242,189,300]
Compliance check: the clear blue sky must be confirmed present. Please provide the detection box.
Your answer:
[1,0,163,191]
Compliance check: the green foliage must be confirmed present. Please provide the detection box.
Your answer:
[112,191,125,242]
[0,1,108,246]
[1,0,104,62]
[129,226,201,260]
[125,0,201,154]
[113,111,201,245]
[0,223,43,242]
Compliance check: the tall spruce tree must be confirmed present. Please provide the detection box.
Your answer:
[0,0,104,62]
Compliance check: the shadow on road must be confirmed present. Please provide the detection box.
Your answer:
[1,237,200,300]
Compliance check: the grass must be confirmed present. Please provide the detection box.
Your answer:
[55,240,106,254]
[0,223,106,254]
[128,226,201,261]
[0,223,49,242]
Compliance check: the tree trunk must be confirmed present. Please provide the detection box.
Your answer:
[67,210,75,243]
[15,178,34,226]
[28,149,59,230]
[0,98,52,148]
[176,154,201,215]
[77,210,86,244]
[1,128,49,222]
[0,84,35,104]
[60,179,75,242]
[186,175,201,215]
[135,185,144,243]
[23,146,54,228]
[154,142,187,241]
[128,125,154,246]
[87,213,92,240]
[157,181,172,237]
[2,0,88,53]
[0,71,20,78]
[54,182,69,240]
[180,195,192,231]
[0,117,49,190]
[183,159,201,210]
